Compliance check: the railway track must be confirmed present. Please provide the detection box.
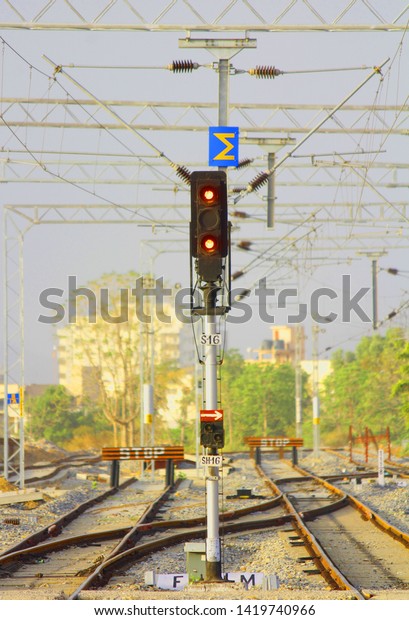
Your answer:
[7,453,102,487]
[324,447,409,478]
[72,456,408,598]
[0,476,168,598]
[1,452,408,599]
[259,456,409,598]
[0,471,290,599]
[0,455,311,598]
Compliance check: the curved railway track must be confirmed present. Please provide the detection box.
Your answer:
[0,477,177,598]
[1,452,408,599]
[259,456,409,598]
[7,453,102,487]
[0,471,290,599]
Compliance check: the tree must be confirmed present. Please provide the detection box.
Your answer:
[27,385,86,444]
[59,271,184,446]
[220,349,246,447]
[321,328,408,445]
[223,360,308,449]
[321,351,368,438]
[391,340,409,446]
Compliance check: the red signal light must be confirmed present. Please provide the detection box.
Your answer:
[201,235,217,253]
[200,185,218,205]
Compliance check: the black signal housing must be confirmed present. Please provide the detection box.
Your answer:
[190,171,228,281]
[200,421,225,449]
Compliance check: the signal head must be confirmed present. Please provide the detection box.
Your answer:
[190,170,229,281]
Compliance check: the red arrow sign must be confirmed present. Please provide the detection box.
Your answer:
[200,409,223,422]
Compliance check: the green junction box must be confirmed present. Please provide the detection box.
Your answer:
[184,542,206,582]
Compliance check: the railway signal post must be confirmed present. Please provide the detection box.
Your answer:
[190,170,230,581]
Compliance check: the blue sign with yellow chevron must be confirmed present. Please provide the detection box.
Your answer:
[208,126,239,167]
[7,392,20,405]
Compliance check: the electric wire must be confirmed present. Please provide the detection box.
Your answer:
[0,37,191,207]
[318,292,409,358]
[0,110,187,232]
[43,55,193,187]
[233,59,390,205]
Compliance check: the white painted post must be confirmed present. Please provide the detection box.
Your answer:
[378,449,385,486]
[204,312,221,580]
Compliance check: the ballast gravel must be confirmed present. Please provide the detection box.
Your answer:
[0,481,102,553]
[299,450,409,534]
[0,449,408,600]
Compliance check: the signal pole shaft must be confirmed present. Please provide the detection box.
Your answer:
[205,51,230,580]
[203,284,222,580]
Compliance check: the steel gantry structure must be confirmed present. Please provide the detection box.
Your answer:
[1,0,409,485]
[0,1,408,32]
[1,99,408,136]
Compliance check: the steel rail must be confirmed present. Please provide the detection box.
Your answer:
[0,493,286,571]
[69,473,355,597]
[0,479,181,595]
[0,477,136,558]
[69,484,355,597]
[12,459,102,485]
[323,447,409,479]
[0,469,353,595]
[0,475,287,596]
[291,462,409,548]
[22,453,100,470]
[70,515,296,599]
[70,489,287,597]
[255,463,366,599]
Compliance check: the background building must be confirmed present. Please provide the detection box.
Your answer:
[57,297,195,400]
[248,325,305,364]
[246,325,332,388]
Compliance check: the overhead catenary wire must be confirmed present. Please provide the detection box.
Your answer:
[0,37,190,192]
[55,61,370,77]
[43,55,193,186]
[319,295,409,357]
[230,208,324,282]
[2,38,407,268]
[234,59,390,205]
[0,38,193,231]
[0,110,189,233]
[328,21,409,232]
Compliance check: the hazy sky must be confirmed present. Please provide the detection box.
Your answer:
[0,3,408,383]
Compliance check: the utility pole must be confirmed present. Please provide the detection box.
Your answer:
[295,324,304,439]
[267,152,275,228]
[372,258,378,330]
[239,137,296,229]
[194,355,201,474]
[312,319,331,456]
[312,324,321,457]
[357,251,386,330]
